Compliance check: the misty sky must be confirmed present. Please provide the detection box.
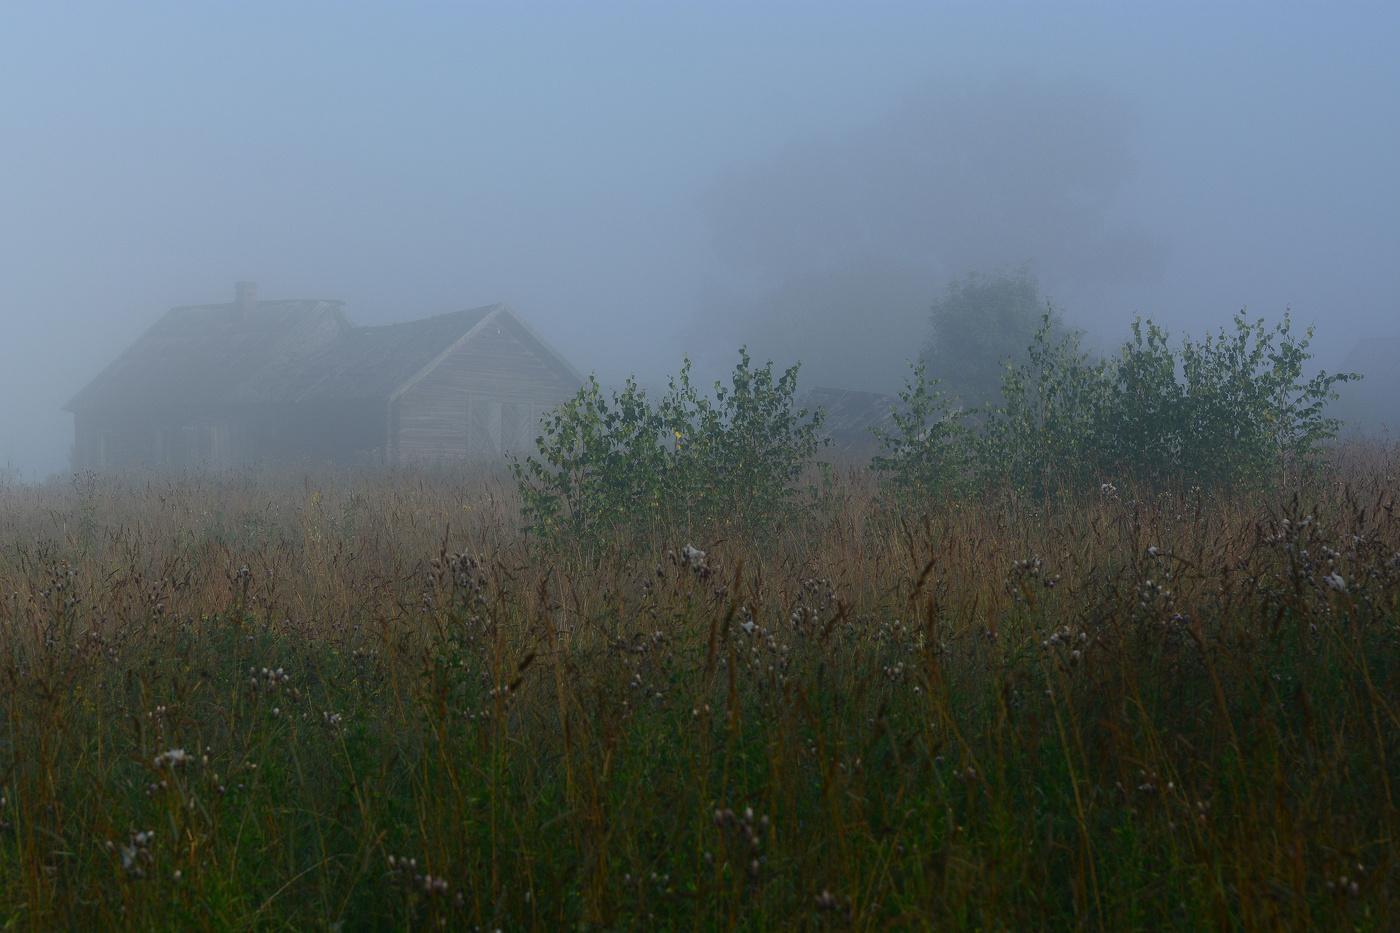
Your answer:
[2,2,1397,477]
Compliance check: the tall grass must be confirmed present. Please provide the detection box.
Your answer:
[0,451,1396,930]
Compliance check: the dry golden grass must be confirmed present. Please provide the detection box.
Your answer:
[0,449,1396,930]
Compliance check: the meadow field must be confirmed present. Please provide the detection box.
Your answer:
[0,446,1396,932]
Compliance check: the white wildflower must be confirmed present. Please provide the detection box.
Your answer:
[154,748,190,769]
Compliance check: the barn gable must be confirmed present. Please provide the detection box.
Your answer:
[391,307,583,462]
[65,285,582,470]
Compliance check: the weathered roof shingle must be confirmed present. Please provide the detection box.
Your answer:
[65,299,351,412]
[66,298,581,413]
[233,304,502,403]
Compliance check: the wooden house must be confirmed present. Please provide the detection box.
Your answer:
[800,386,899,461]
[65,283,583,470]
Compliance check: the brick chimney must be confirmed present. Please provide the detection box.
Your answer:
[234,281,257,318]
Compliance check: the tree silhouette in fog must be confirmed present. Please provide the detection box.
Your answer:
[924,267,1068,409]
[696,74,1164,393]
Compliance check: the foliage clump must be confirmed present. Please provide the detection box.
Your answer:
[511,349,825,541]
[867,358,973,503]
[514,290,1356,525]
[880,307,1357,498]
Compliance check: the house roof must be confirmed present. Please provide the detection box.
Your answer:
[65,299,352,412]
[800,386,899,443]
[66,298,583,412]
[234,304,501,402]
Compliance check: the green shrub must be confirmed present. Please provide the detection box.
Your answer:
[512,350,826,541]
[975,313,1113,496]
[666,348,828,531]
[868,358,973,503]
[876,309,1358,499]
[1095,317,1186,485]
[1171,313,1355,486]
[1094,313,1358,489]
[509,375,673,539]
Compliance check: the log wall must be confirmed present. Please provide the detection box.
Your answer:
[393,315,578,464]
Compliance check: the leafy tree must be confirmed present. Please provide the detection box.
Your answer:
[868,359,973,503]
[1167,313,1356,487]
[877,309,1358,500]
[667,349,827,532]
[509,375,673,539]
[923,268,1070,407]
[974,314,1112,496]
[512,351,826,542]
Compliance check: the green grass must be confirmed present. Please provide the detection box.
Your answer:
[0,457,1396,930]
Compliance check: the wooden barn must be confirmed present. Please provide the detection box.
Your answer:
[65,283,583,470]
[799,386,899,461]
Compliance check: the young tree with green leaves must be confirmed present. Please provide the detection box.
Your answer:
[877,306,1357,500]
[511,351,826,543]
[868,359,973,503]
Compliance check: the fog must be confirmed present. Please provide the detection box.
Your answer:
[3,2,1397,477]
[695,74,1166,390]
